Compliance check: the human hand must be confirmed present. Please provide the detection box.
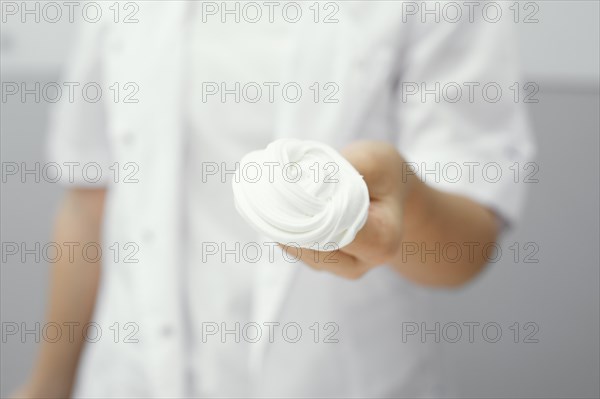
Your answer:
[282,141,414,279]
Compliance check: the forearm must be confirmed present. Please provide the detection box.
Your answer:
[261,140,500,285]
[392,172,499,288]
[27,189,105,398]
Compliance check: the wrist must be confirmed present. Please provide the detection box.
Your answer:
[27,373,73,398]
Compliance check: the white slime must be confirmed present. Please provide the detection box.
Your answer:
[232,139,370,250]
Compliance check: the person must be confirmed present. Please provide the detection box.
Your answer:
[16,1,535,397]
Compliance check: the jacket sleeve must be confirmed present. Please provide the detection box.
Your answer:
[395,11,537,229]
[46,21,112,186]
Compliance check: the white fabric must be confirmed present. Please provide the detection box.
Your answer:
[46,1,535,397]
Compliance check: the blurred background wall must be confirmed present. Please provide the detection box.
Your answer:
[1,1,599,397]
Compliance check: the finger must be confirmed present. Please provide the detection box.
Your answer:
[280,244,371,280]
[341,200,402,265]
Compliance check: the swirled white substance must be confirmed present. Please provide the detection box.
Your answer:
[232,139,370,250]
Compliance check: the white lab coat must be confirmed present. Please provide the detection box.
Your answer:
[47,2,535,397]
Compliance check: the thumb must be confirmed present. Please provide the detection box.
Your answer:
[340,141,402,200]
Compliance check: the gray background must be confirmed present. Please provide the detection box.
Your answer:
[2,1,599,398]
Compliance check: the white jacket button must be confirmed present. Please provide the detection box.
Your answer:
[121,131,135,146]
[160,325,174,337]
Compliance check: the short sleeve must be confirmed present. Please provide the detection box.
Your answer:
[395,16,536,229]
[46,22,111,186]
